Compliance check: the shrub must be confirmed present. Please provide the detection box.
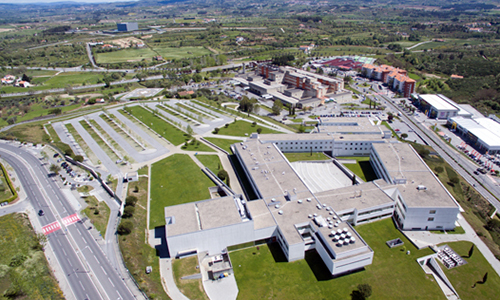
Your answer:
[122,206,135,218]
[74,155,84,163]
[257,127,263,134]
[118,220,134,235]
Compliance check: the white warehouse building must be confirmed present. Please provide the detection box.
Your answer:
[164,133,460,278]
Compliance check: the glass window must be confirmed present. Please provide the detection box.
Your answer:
[428,217,434,221]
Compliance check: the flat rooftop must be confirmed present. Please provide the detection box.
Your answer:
[291,161,352,193]
[165,196,243,237]
[372,143,458,208]
[419,94,459,111]
[258,133,386,142]
[314,182,394,213]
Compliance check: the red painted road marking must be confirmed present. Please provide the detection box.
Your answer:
[62,213,80,226]
[42,221,61,235]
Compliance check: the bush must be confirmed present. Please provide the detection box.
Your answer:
[118,220,134,235]
[217,169,228,181]
[434,166,444,173]
[74,155,84,163]
[257,128,263,134]
[125,195,138,207]
[122,206,135,218]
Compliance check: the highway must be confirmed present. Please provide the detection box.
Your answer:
[0,142,136,300]
[373,91,500,211]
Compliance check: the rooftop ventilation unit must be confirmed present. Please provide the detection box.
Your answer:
[417,185,427,190]
[298,200,303,204]
[329,211,334,215]
[308,214,313,218]
[313,213,318,217]
[316,204,322,210]
[271,198,276,202]
[343,227,349,233]
[278,210,283,215]
[275,204,280,209]
[307,198,312,202]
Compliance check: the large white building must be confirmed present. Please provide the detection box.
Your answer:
[414,94,472,120]
[164,132,460,277]
[448,116,500,154]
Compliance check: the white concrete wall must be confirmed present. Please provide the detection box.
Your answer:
[254,225,277,241]
[401,206,459,230]
[288,241,306,261]
[332,251,373,276]
[168,221,255,257]
[315,237,335,273]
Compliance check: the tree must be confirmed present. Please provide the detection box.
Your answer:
[357,283,372,298]
[74,155,84,163]
[272,100,283,115]
[217,169,228,182]
[213,127,219,134]
[401,133,408,140]
[344,76,352,84]
[298,124,306,133]
[468,244,474,258]
[125,196,138,207]
[186,125,194,137]
[21,73,31,82]
[49,164,61,174]
[117,220,133,235]
[352,174,357,186]
[434,166,444,174]
[122,206,135,218]
[257,128,263,134]
[387,113,394,122]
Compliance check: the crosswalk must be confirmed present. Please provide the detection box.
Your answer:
[62,213,80,226]
[42,213,80,235]
[42,221,61,235]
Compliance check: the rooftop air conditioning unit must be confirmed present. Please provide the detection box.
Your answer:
[417,185,427,190]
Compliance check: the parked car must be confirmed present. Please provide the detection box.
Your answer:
[38,210,44,216]
[53,153,59,158]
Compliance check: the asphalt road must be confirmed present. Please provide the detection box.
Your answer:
[0,143,135,300]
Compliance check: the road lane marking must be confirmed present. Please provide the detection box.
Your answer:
[100,266,107,275]
[79,281,85,291]
[108,277,115,288]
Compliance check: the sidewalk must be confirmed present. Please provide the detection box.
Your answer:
[159,258,190,300]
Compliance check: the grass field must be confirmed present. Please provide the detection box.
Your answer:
[204,137,243,153]
[0,213,64,299]
[124,106,189,146]
[441,241,500,300]
[96,48,157,64]
[96,46,211,63]
[0,123,49,144]
[181,138,215,152]
[150,154,213,228]
[82,195,110,237]
[196,154,222,174]
[119,166,170,299]
[0,103,81,128]
[284,152,330,163]
[172,255,209,300]
[155,46,211,60]
[230,218,442,300]
[216,120,281,137]
[336,156,378,182]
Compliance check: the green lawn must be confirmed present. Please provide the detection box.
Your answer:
[124,106,189,146]
[441,241,500,300]
[231,218,443,300]
[336,156,378,182]
[0,213,64,300]
[196,154,222,174]
[172,256,209,300]
[82,195,110,237]
[284,152,330,163]
[204,137,243,153]
[181,138,215,152]
[0,103,81,128]
[216,120,281,137]
[150,154,213,228]
[65,123,98,164]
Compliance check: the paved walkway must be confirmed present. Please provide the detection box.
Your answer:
[159,258,190,300]
[402,214,500,277]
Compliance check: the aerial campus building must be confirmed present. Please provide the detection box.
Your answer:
[117,22,138,32]
[361,64,416,98]
[235,64,352,108]
[164,119,460,277]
